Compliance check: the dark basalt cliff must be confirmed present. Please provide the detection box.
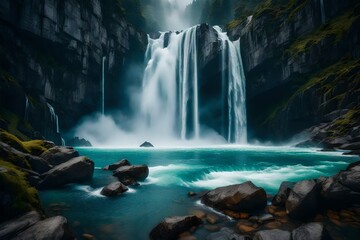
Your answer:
[0,0,146,144]
[229,0,360,142]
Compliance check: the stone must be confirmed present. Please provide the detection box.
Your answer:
[237,224,255,233]
[39,156,94,189]
[201,181,267,215]
[67,137,92,147]
[206,214,218,224]
[272,181,296,206]
[0,211,42,239]
[149,215,202,240]
[285,180,320,220]
[188,191,197,197]
[291,222,328,240]
[206,227,247,240]
[257,214,275,224]
[254,229,291,240]
[113,165,149,181]
[12,216,74,240]
[82,233,96,240]
[100,182,128,197]
[140,141,154,147]
[204,225,220,232]
[339,142,360,150]
[40,146,79,166]
[191,210,206,219]
[103,159,130,171]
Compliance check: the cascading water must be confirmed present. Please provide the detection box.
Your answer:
[140,25,247,143]
[24,96,29,121]
[320,0,325,24]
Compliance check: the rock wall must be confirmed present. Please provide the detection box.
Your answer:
[229,0,360,141]
[0,0,147,144]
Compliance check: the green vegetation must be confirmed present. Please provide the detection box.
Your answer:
[0,159,42,221]
[289,9,359,55]
[328,109,360,138]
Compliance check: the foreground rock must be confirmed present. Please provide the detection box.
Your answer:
[103,159,130,171]
[100,182,128,197]
[0,211,42,239]
[201,181,267,215]
[321,161,360,208]
[286,180,320,220]
[272,181,295,206]
[206,227,245,240]
[40,146,79,166]
[150,215,202,240]
[254,229,291,240]
[12,216,74,240]
[38,156,94,189]
[292,222,328,240]
[113,165,149,183]
[140,141,154,147]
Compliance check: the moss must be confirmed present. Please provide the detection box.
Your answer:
[0,160,42,220]
[288,9,359,55]
[328,109,360,137]
[0,129,52,156]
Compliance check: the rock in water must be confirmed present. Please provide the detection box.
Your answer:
[38,156,94,189]
[40,146,79,166]
[103,159,130,171]
[201,181,267,215]
[67,137,92,147]
[292,222,328,240]
[0,211,42,239]
[13,216,74,240]
[100,182,128,197]
[140,141,154,147]
[254,229,291,240]
[285,180,320,220]
[272,181,295,206]
[149,215,202,240]
[113,165,149,182]
[206,227,246,240]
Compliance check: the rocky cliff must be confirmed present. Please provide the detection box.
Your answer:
[0,0,147,144]
[229,0,360,142]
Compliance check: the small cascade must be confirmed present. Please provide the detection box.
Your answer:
[102,56,106,115]
[320,0,326,24]
[61,138,66,146]
[47,103,60,134]
[24,96,30,121]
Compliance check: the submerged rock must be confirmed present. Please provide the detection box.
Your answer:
[149,215,202,240]
[0,211,42,239]
[285,180,320,220]
[103,159,130,171]
[40,146,79,166]
[292,222,328,240]
[39,156,94,189]
[100,182,128,197]
[272,181,295,206]
[12,216,74,240]
[140,141,154,147]
[201,181,267,215]
[113,165,149,182]
[254,229,291,240]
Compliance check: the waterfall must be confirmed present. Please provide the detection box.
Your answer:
[24,96,29,121]
[140,25,246,143]
[320,0,325,24]
[214,26,247,143]
[102,56,106,115]
[61,138,66,146]
[47,103,60,134]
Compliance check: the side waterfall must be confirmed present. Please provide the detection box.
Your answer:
[320,0,326,24]
[47,103,65,145]
[141,25,247,143]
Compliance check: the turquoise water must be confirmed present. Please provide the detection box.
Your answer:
[40,146,358,239]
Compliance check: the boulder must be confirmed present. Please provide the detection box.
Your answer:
[40,146,79,166]
[272,181,295,206]
[113,165,149,182]
[285,180,320,220]
[321,162,360,208]
[140,141,154,147]
[103,159,130,171]
[150,215,202,240]
[38,156,94,189]
[100,182,128,197]
[12,216,74,240]
[292,222,328,240]
[254,229,291,240]
[0,211,42,239]
[201,181,267,215]
[67,137,92,147]
[206,227,247,240]
[338,142,360,150]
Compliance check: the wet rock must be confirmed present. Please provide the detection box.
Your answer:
[206,214,218,224]
[292,222,328,240]
[237,223,256,233]
[206,227,248,240]
[191,210,206,219]
[0,211,42,239]
[201,181,267,215]
[188,191,197,197]
[40,146,79,166]
[120,177,140,186]
[67,137,92,147]
[252,214,275,224]
[100,182,128,197]
[254,229,291,240]
[39,156,94,189]
[339,142,360,150]
[103,159,130,171]
[272,181,295,206]
[113,165,149,182]
[12,216,74,240]
[204,225,220,232]
[285,180,321,220]
[82,233,96,240]
[149,215,202,240]
[222,211,250,219]
[140,141,154,147]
